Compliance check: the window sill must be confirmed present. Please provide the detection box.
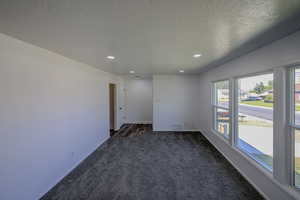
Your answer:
[211,128,230,143]
[236,142,273,172]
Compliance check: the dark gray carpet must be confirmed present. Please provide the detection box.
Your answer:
[41,131,264,200]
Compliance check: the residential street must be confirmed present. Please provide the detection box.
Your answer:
[220,102,300,123]
[239,104,300,124]
[239,104,273,120]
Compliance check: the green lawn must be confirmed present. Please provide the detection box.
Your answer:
[241,100,300,111]
[252,153,273,169]
[296,158,300,174]
[239,120,272,127]
[295,157,300,186]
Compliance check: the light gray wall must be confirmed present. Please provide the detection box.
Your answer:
[0,33,124,200]
[153,75,201,131]
[198,31,300,200]
[124,77,153,124]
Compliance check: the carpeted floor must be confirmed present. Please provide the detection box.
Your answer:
[41,127,264,200]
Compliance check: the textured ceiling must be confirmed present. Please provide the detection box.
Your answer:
[1,0,300,75]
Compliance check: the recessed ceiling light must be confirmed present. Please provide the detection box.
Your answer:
[107,56,115,60]
[193,54,202,58]
[179,70,184,73]
[129,70,135,74]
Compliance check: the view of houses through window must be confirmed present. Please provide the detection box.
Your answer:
[213,80,230,138]
[212,68,300,188]
[237,73,274,170]
[293,68,300,187]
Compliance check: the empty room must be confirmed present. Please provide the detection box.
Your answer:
[1,1,300,200]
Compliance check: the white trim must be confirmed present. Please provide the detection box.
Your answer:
[108,79,123,131]
[229,78,234,146]
[232,69,274,80]
[211,129,230,144]
[273,67,291,185]
[153,129,200,132]
[212,78,231,84]
[287,67,295,187]
[287,65,300,189]
[233,78,239,146]
[236,142,273,172]
[127,121,153,124]
[211,79,231,139]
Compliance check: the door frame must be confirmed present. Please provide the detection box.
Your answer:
[109,83,117,132]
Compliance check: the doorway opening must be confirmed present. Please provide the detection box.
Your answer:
[109,83,117,136]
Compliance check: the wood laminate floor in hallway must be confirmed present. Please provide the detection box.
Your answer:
[41,126,264,200]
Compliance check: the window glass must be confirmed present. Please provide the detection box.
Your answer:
[295,129,300,187]
[294,68,300,187]
[214,81,229,108]
[237,73,273,170]
[294,69,300,125]
[215,107,230,137]
[213,80,230,138]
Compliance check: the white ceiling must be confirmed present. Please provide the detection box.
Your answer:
[1,0,300,75]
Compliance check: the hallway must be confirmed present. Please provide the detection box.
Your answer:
[42,130,263,200]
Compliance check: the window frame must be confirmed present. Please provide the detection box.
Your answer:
[212,79,231,140]
[210,67,300,196]
[233,70,274,172]
[287,65,300,188]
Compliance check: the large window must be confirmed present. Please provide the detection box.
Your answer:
[213,80,230,138]
[289,67,300,187]
[210,67,300,191]
[236,73,274,170]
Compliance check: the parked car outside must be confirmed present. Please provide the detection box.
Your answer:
[243,96,263,101]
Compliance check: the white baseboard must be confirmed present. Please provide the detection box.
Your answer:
[126,121,152,124]
[153,129,200,132]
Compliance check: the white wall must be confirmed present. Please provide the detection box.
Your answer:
[124,77,153,124]
[198,31,300,200]
[0,33,124,200]
[153,75,201,131]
